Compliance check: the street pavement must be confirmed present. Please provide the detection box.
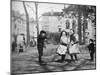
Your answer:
[11,44,96,74]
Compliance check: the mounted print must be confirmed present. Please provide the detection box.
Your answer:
[11,0,96,74]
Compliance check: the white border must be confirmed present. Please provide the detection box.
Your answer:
[0,0,100,75]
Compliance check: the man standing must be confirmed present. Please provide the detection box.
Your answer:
[37,30,47,64]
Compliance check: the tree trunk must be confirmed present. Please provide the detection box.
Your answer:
[78,5,82,45]
[83,19,86,44]
[23,2,30,47]
[35,2,39,36]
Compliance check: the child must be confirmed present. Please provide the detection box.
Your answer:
[69,30,80,61]
[69,40,79,61]
[18,43,24,53]
[87,39,95,61]
[19,44,23,53]
[37,30,47,64]
[57,31,70,62]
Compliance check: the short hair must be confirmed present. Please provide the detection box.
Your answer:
[40,30,46,34]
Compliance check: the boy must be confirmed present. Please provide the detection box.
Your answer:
[87,39,95,61]
[37,30,47,64]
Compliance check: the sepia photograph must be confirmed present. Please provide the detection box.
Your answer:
[11,0,96,74]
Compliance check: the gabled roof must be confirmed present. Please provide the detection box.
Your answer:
[42,12,63,16]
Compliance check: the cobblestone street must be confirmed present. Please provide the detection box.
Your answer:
[11,44,96,74]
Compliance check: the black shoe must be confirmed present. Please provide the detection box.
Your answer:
[39,60,46,63]
[39,61,46,65]
[75,59,78,61]
[59,59,65,63]
[39,60,43,63]
[90,59,94,61]
[71,59,75,63]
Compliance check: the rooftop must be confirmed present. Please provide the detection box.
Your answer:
[42,12,63,16]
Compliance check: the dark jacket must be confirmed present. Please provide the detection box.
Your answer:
[37,35,47,49]
[87,43,95,52]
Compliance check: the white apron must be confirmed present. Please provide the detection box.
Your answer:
[57,36,70,55]
[69,43,80,54]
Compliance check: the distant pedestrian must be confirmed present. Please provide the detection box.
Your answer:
[37,30,47,64]
[87,39,95,61]
[12,40,17,52]
[19,44,24,53]
[23,35,26,46]
[56,31,70,62]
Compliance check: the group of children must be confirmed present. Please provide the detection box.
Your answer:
[12,35,26,53]
[56,30,80,62]
[37,30,96,64]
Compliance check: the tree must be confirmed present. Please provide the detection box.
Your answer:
[11,10,24,47]
[23,2,30,47]
[78,5,96,44]
[35,2,39,36]
[63,5,96,44]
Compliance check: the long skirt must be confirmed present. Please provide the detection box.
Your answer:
[69,44,80,54]
[56,44,67,55]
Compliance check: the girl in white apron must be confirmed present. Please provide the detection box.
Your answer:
[69,30,80,61]
[56,31,70,62]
